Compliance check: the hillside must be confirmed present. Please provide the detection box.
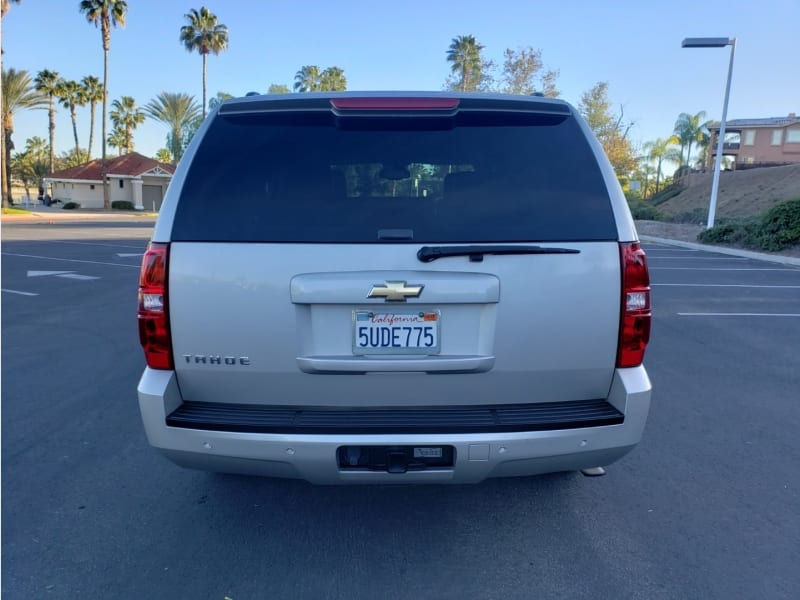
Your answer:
[656,163,800,220]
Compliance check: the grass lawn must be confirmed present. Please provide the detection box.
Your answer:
[2,206,31,215]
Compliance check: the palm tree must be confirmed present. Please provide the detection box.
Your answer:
[10,152,35,202]
[144,92,201,164]
[643,136,680,194]
[207,91,233,111]
[319,67,347,91]
[267,83,290,94]
[59,147,90,168]
[1,0,22,205]
[294,65,321,92]
[636,164,658,199]
[694,129,712,170]
[80,0,127,208]
[1,0,22,52]
[110,95,144,154]
[154,148,172,164]
[664,147,684,180]
[23,135,48,157]
[55,79,88,162]
[34,69,61,174]
[82,75,104,159]
[12,136,49,200]
[446,35,484,92]
[180,6,228,119]
[107,126,127,154]
[2,68,47,206]
[1,0,20,15]
[673,111,712,168]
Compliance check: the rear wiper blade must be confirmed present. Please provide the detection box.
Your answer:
[417,244,580,263]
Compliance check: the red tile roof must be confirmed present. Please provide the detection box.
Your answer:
[708,115,800,130]
[48,152,176,181]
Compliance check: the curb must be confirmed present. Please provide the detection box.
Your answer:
[640,235,800,267]
[2,212,157,222]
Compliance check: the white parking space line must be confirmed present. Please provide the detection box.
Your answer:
[646,256,749,261]
[678,312,800,317]
[26,270,101,281]
[653,283,800,289]
[41,240,145,250]
[1,288,39,296]
[1,252,139,268]
[27,270,73,277]
[644,248,699,252]
[57,273,101,281]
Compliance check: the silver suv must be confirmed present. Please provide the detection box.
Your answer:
[137,92,652,484]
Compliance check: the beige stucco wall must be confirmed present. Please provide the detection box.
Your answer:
[109,177,135,204]
[47,174,171,209]
[51,181,105,208]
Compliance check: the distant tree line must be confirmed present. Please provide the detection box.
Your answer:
[0,1,714,208]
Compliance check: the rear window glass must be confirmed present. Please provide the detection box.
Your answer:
[171,109,617,242]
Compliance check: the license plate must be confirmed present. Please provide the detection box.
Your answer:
[353,311,440,355]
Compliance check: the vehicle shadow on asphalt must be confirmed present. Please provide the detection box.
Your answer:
[194,469,586,539]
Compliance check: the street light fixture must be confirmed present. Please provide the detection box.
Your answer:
[682,37,736,229]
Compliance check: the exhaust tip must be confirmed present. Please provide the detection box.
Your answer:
[580,467,606,477]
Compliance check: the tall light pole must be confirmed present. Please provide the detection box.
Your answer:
[682,37,736,229]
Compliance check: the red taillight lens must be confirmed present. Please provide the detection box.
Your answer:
[138,242,173,370]
[617,242,651,368]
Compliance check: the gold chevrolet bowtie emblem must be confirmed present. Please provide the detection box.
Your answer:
[367,281,424,302]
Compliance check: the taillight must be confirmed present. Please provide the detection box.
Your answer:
[138,242,173,369]
[617,242,651,368]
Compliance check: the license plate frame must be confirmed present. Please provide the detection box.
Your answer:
[352,310,441,356]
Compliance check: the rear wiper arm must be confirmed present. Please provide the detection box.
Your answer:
[417,245,580,263]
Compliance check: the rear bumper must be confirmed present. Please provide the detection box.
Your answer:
[137,367,651,484]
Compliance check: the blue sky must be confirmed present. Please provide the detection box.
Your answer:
[4,0,798,161]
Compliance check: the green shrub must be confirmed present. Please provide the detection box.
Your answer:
[650,187,683,206]
[698,218,758,246]
[755,198,800,251]
[667,207,707,224]
[624,190,642,202]
[627,199,663,221]
[62,202,80,210]
[698,198,800,251]
[112,200,135,210]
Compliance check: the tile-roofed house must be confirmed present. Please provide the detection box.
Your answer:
[45,152,176,210]
[716,116,800,128]
[707,113,800,169]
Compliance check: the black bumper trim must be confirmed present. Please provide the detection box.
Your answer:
[166,400,623,434]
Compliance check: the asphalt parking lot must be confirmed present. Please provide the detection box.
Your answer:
[2,221,799,599]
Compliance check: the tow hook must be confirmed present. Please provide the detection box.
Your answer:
[387,451,410,474]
